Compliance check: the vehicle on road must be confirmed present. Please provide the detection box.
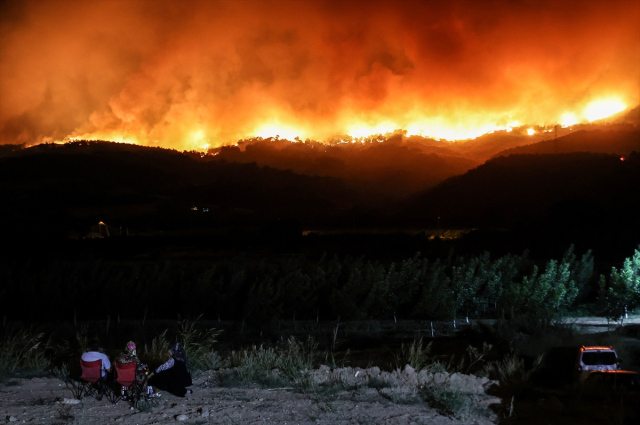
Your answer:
[575,346,620,382]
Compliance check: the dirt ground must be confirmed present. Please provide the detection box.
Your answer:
[0,366,499,425]
[5,316,640,424]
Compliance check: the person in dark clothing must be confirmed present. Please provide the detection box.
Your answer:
[147,343,192,397]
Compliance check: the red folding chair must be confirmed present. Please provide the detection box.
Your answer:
[114,362,143,404]
[80,359,106,400]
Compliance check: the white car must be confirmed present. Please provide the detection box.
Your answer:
[576,345,620,382]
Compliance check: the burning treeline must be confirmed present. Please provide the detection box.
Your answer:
[1,0,638,149]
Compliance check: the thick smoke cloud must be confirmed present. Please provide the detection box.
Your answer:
[1,0,638,149]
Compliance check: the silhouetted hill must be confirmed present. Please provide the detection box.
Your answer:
[405,152,640,232]
[0,141,363,239]
[491,128,640,158]
[0,143,25,156]
[449,133,538,161]
[211,135,478,198]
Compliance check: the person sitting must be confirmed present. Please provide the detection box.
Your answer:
[115,341,140,400]
[115,341,139,364]
[80,340,111,378]
[147,343,192,397]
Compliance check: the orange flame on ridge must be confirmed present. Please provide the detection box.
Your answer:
[0,0,638,150]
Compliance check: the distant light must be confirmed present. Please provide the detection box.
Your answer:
[620,157,625,161]
[527,128,535,136]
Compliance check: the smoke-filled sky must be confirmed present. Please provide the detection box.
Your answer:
[1,0,639,149]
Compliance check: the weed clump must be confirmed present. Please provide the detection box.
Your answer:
[421,386,471,418]
[133,397,160,412]
[397,338,431,371]
[0,329,50,382]
[176,315,224,373]
[484,350,543,395]
[51,364,84,400]
[217,336,317,389]
[54,402,74,421]
[139,316,224,373]
[141,330,171,368]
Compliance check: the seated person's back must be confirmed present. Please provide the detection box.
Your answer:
[81,340,111,378]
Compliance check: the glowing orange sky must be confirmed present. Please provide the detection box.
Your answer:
[1,0,638,150]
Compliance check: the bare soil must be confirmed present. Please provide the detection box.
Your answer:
[0,366,499,425]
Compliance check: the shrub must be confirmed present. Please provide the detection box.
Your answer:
[322,349,350,369]
[133,397,160,412]
[421,386,471,418]
[485,350,543,394]
[51,364,84,399]
[141,330,170,368]
[396,338,432,371]
[176,315,223,373]
[598,249,640,326]
[218,336,317,389]
[0,329,50,382]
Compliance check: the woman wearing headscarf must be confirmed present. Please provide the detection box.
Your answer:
[147,342,192,397]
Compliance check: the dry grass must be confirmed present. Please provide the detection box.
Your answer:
[421,385,471,419]
[484,349,543,396]
[219,336,318,389]
[176,315,224,372]
[141,329,171,368]
[396,338,432,371]
[0,329,50,382]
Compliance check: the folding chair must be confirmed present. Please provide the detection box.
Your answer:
[79,359,107,401]
[114,362,144,404]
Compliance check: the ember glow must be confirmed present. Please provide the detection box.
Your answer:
[1,0,638,150]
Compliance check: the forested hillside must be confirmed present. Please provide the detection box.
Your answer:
[406,152,640,231]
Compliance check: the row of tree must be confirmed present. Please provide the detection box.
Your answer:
[1,246,638,329]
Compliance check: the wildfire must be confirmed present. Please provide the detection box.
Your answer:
[584,99,627,122]
[53,93,631,151]
[1,0,637,151]
[188,96,626,149]
[405,121,510,141]
[560,113,579,127]
[252,124,303,141]
[68,135,137,145]
[348,122,398,139]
